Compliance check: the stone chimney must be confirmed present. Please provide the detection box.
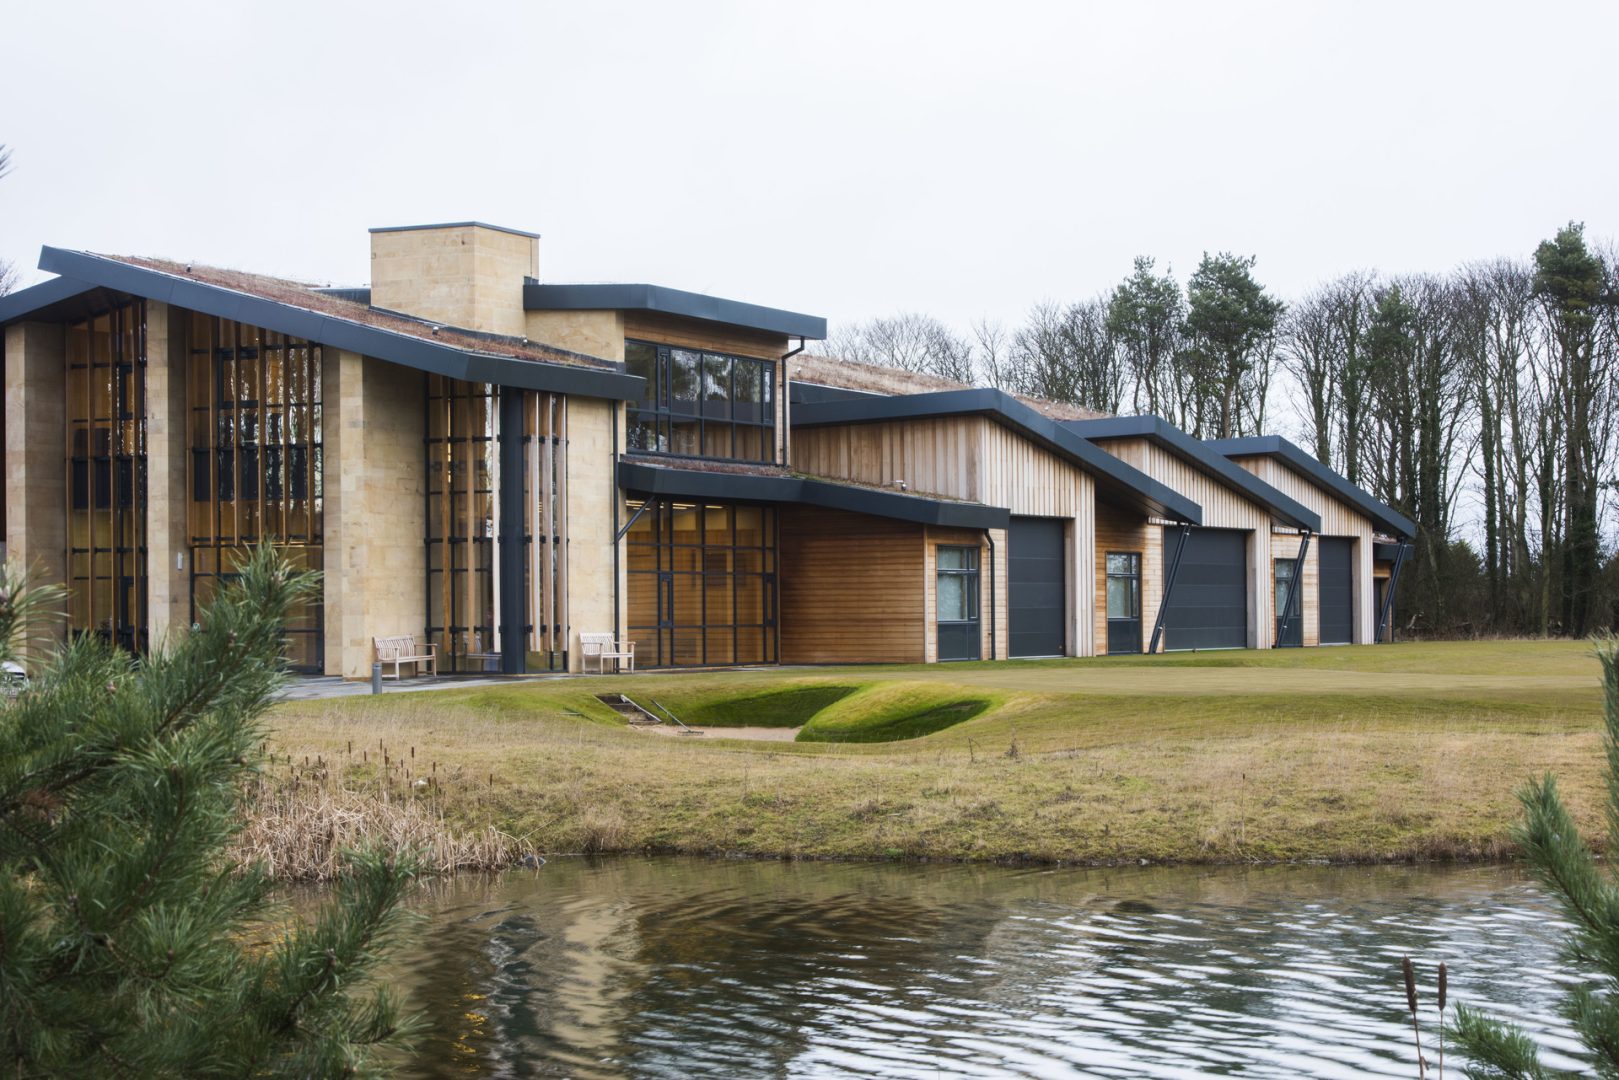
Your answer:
[368,222,538,338]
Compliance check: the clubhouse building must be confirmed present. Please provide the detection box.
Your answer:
[0,223,1415,677]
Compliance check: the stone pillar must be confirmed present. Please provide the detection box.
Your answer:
[6,320,67,640]
[563,396,622,672]
[145,302,191,648]
[322,350,426,678]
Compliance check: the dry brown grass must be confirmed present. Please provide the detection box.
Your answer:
[253,641,1607,873]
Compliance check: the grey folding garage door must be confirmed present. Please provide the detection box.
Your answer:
[1318,537,1354,645]
[1009,517,1066,657]
[1160,527,1247,650]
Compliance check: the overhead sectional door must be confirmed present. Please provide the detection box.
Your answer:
[1160,527,1248,650]
[1008,517,1066,657]
[1318,537,1354,645]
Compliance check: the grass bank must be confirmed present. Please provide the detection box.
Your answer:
[258,640,1607,873]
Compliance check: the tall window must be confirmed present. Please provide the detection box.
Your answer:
[425,377,497,672]
[624,341,775,463]
[67,301,148,652]
[1274,557,1302,647]
[1106,552,1142,654]
[625,500,777,667]
[187,314,323,671]
[936,545,981,661]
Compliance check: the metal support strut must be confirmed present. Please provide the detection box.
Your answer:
[1276,530,1311,648]
[1374,541,1410,643]
[1148,523,1192,655]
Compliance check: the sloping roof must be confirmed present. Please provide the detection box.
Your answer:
[526,282,826,340]
[1207,435,1417,539]
[8,248,645,400]
[617,459,1009,530]
[790,388,1202,524]
[1064,416,1320,532]
[790,354,1108,421]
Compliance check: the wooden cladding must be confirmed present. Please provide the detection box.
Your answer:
[66,300,148,652]
[525,391,568,667]
[779,507,925,664]
[791,416,1088,517]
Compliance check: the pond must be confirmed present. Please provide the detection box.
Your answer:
[383,858,1579,1078]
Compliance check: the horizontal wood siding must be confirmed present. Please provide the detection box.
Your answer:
[779,506,925,664]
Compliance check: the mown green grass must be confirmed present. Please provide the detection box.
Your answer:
[267,639,1607,867]
[651,683,860,727]
[796,682,996,743]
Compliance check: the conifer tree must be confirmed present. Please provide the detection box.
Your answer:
[0,548,418,1077]
[1451,636,1619,1077]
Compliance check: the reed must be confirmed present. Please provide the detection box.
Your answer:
[233,735,530,880]
[1403,956,1428,1078]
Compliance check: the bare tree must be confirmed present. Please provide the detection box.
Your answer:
[0,144,14,296]
[1005,298,1127,412]
[820,312,978,384]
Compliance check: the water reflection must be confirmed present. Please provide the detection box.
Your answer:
[383,859,1580,1078]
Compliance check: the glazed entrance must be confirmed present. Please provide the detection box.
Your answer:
[625,499,777,667]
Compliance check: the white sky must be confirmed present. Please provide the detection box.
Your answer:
[4,0,1616,337]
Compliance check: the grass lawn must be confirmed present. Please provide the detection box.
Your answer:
[265,639,1607,867]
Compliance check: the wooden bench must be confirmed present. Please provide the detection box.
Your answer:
[579,633,635,674]
[373,634,438,679]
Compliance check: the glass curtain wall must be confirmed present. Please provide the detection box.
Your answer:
[624,342,775,462]
[66,301,148,652]
[425,377,497,672]
[187,314,324,671]
[625,500,777,667]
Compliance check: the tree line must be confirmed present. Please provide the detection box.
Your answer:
[816,227,1619,639]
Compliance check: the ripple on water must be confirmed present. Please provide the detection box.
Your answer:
[387,860,1582,1078]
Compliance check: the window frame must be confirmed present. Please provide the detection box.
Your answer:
[625,340,777,464]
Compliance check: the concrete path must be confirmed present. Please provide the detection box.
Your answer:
[275,674,538,702]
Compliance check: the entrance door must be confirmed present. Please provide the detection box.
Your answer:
[1009,517,1066,657]
[1274,558,1303,647]
[1160,528,1248,650]
[1318,537,1353,644]
[1105,552,1142,654]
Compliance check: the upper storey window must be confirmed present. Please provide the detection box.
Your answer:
[624,340,775,463]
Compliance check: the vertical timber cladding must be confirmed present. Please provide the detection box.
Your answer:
[66,300,148,653]
[185,313,323,671]
[1318,537,1354,644]
[1008,516,1066,657]
[1159,527,1248,650]
[425,378,569,673]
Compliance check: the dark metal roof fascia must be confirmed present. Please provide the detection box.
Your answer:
[524,282,827,340]
[35,247,644,401]
[615,461,1010,530]
[790,388,1202,524]
[1373,541,1415,563]
[1208,435,1418,539]
[0,274,100,325]
[1065,415,1320,532]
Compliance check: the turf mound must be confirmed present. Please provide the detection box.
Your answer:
[657,683,861,728]
[795,683,995,743]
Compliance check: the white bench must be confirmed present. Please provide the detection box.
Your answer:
[579,633,635,673]
[373,634,438,679]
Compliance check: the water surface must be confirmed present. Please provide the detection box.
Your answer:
[386,858,1579,1078]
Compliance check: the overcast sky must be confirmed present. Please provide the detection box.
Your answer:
[5,0,1616,336]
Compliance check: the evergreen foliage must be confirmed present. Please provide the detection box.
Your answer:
[1451,636,1619,1077]
[0,548,418,1077]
